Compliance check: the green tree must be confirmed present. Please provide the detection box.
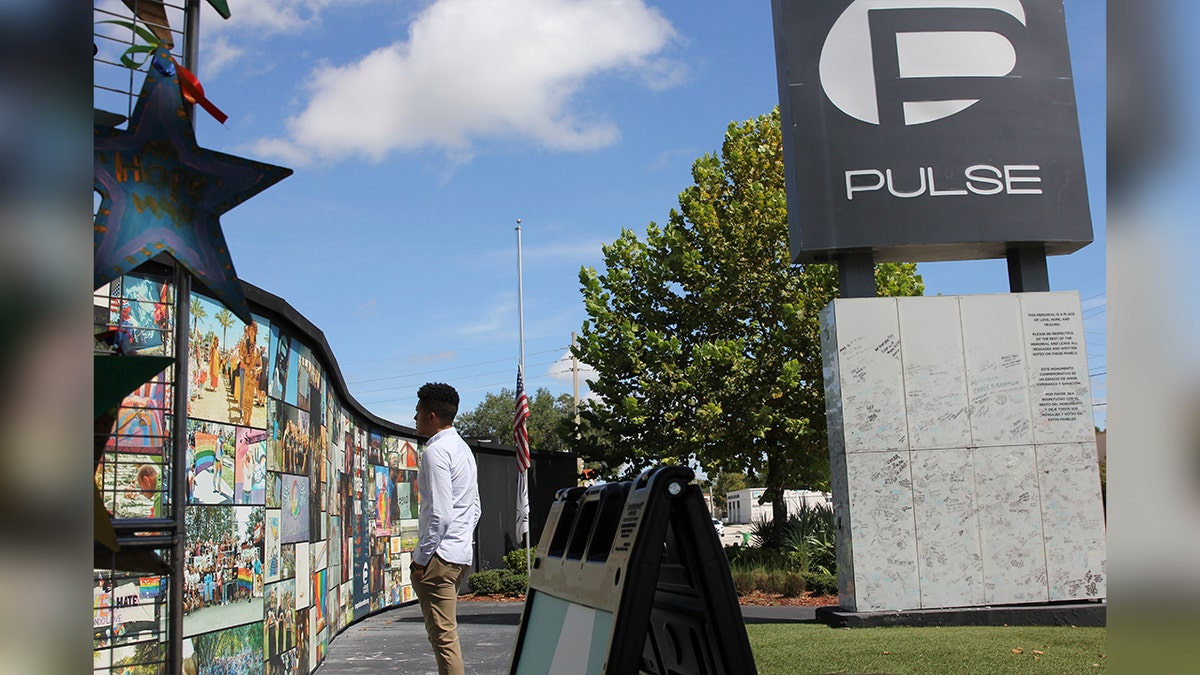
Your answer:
[246,500,264,541]
[573,109,922,536]
[710,471,748,514]
[457,386,575,453]
[215,307,235,350]
[190,296,207,338]
[185,505,234,546]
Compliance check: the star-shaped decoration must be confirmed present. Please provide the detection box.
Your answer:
[94,48,291,324]
[94,352,173,558]
[94,353,174,421]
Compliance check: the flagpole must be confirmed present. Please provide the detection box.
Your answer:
[516,220,531,574]
[516,219,525,376]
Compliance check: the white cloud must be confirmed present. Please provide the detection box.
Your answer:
[647,147,698,171]
[474,238,605,269]
[459,295,515,335]
[637,55,690,91]
[407,350,457,365]
[354,297,378,319]
[249,0,680,165]
[201,33,247,79]
[202,1,384,74]
[215,0,324,35]
[246,136,312,167]
[547,350,597,385]
[523,240,607,262]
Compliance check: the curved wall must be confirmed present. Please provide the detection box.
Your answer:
[93,269,576,673]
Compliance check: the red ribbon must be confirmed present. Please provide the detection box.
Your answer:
[174,61,229,125]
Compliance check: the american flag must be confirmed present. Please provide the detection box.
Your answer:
[513,367,531,472]
[514,366,531,542]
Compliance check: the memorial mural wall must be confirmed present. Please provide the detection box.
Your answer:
[95,268,426,674]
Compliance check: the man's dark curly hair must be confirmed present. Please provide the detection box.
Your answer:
[417,382,459,421]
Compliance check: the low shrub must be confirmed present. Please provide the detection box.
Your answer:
[504,548,533,575]
[749,567,771,594]
[780,503,836,575]
[500,571,528,596]
[726,546,805,573]
[749,517,776,549]
[725,506,839,598]
[731,569,755,595]
[766,570,791,595]
[467,569,503,595]
[801,571,837,596]
[724,537,839,596]
[781,572,806,598]
[467,567,528,597]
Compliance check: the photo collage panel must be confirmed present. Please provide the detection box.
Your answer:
[96,276,428,675]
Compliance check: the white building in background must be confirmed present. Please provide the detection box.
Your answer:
[725,488,832,525]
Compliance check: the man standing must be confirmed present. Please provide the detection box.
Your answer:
[410,382,480,675]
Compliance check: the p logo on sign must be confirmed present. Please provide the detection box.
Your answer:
[819,0,1027,127]
[770,0,1091,262]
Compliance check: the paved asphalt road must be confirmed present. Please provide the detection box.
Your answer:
[317,524,796,674]
[317,598,817,675]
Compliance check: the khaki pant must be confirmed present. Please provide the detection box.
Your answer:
[413,555,470,675]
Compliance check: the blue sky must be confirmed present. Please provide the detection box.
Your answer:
[95,0,1106,429]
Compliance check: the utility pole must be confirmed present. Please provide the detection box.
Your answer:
[571,331,580,431]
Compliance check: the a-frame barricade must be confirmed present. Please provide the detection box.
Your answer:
[510,465,757,675]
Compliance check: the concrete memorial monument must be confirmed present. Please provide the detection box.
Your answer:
[820,293,1105,612]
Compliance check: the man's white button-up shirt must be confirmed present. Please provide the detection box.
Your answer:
[414,427,481,567]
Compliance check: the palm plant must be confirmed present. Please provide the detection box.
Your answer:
[190,297,207,338]
[780,501,836,575]
[214,308,235,350]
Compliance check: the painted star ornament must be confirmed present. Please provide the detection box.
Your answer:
[94,48,291,323]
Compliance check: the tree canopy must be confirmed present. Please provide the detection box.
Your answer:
[572,108,923,524]
[709,471,754,515]
[456,386,575,453]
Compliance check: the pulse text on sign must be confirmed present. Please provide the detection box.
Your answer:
[844,164,1043,200]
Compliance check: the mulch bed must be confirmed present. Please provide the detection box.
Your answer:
[459,593,524,602]
[461,592,838,607]
[736,591,839,607]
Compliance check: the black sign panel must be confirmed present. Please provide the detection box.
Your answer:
[771,0,1092,263]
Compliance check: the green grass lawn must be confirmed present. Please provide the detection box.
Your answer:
[747,623,1106,675]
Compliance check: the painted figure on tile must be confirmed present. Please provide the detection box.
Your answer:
[208,335,220,391]
[237,321,263,425]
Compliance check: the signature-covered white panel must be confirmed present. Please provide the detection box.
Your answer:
[911,448,984,608]
[1037,442,1107,601]
[961,294,1034,446]
[975,445,1048,605]
[844,451,919,611]
[821,298,906,453]
[899,297,970,450]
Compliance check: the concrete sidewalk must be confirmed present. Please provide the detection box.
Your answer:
[317,600,818,674]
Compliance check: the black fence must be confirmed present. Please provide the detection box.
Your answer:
[473,444,580,573]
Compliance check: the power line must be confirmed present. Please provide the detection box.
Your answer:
[359,365,567,406]
[354,357,562,395]
[347,345,568,385]
[1061,271,1106,291]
